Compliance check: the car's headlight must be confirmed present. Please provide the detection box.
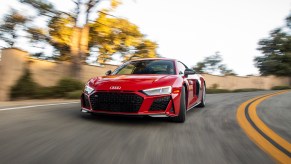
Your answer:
[84,85,94,95]
[142,86,172,96]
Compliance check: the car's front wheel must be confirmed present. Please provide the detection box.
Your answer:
[171,86,186,123]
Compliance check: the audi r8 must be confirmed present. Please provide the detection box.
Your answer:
[81,58,206,123]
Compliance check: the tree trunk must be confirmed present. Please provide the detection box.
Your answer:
[80,25,89,62]
[70,27,82,79]
[70,25,90,80]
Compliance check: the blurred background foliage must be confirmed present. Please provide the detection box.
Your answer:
[10,69,84,99]
[0,0,159,78]
[255,13,291,76]
[0,0,290,78]
[0,8,28,47]
[192,52,237,76]
[89,12,158,63]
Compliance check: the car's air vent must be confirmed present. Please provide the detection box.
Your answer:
[149,96,171,111]
[90,92,143,112]
[81,94,91,108]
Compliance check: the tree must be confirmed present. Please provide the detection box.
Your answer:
[254,13,291,76]
[192,52,236,75]
[89,13,158,63]
[202,52,223,73]
[0,9,28,47]
[0,0,158,78]
[18,0,122,78]
[218,64,237,76]
[192,62,205,74]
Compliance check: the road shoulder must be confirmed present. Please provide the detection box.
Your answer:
[0,99,79,109]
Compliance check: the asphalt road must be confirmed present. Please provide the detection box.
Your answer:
[257,91,291,143]
[0,91,289,164]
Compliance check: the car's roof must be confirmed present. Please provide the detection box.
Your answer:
[129,58,177,62]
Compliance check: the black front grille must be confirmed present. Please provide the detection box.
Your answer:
[90,92,143,112]
[150,96,171,111]
[81,94,90,108]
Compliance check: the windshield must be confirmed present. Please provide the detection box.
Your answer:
[112,60,176,75]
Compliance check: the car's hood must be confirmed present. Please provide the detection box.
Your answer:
[88,74,177,91]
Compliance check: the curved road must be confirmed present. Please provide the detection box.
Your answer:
[0,91,289,164]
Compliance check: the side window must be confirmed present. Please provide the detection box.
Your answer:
[177,62,186,75]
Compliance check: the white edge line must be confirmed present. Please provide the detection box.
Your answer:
[0,101,80,111]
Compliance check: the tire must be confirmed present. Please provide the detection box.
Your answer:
[171,87,186,123]
[197,84,206,108]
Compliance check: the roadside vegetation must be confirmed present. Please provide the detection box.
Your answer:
[10,69,83,100]
[206,88,266,94]
[206,84,290,94]
[206,88,290,94]
[271,86,291,90]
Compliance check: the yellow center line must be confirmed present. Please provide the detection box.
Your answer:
[236,90,291,164]
[248,91,291,151]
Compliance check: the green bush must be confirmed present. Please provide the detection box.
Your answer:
[33,86,58,99]
[65,90,83,99]
[10,70,84,99]
[271,86,291,90]
[206,89,231,94]
[55,78,84,96]
[233,88,265,92]
[206,88,266,94]
[10,69,39,100]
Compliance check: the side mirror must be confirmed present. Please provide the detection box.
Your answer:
[105,70,112,76]
[184,68,196,75]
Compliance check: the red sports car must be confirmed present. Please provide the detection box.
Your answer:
[81,58,206,122]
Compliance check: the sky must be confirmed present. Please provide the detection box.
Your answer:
[0,0,290,76]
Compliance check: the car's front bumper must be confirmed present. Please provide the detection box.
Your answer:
[80,90,181,117]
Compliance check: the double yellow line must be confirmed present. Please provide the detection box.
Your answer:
[236,90,291,164]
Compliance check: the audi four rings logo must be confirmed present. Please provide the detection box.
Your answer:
[110,86,121,90]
